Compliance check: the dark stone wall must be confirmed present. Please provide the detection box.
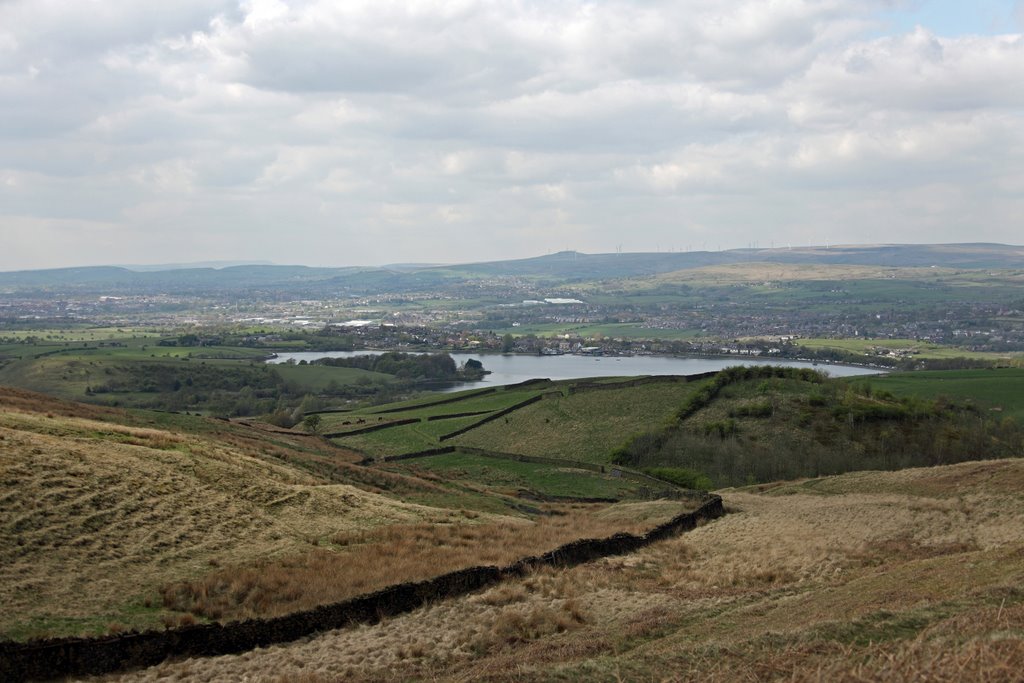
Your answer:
[425,410,493,421]
[502,378,553,389]
[367,387,498,414]
[0,497,724,682]
[568,374,687,394]
[321,417,419,438]
[380,446,457,462]
[438,394,544,441]
[565,371,719,395]
[457,446,607,472]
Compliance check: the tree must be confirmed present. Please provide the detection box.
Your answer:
[502,333,515,353]
[303,413,322,434]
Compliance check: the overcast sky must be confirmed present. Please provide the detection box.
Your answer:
[1,0,1022,271]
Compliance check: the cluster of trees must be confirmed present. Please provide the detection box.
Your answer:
[77,351,488,420]
[613,367,1024,488]
[313,352,485,381]
[86,361,285,416]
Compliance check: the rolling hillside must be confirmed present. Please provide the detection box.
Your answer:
[3,363,1023,679]
[0,388,460,640]
[0,387,696,642]
[323,368,1024,492]
[112,457,1024,682]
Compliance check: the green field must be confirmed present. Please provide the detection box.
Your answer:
[0,327,162,342]
[862,368,1024,422]
[335,415,485,457]
[0,348,268,401]
[328,364,1024,494]
[390,452,646,499]
[355,386,500,413]
[452,381,697,464]
[328,387,545,425]
[324,378,701,467]
[800,337,1023,362]
[273,363,392,392]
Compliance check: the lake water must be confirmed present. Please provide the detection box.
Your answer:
[268,350,882,392]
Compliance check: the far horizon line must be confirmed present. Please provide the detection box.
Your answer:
[3,241,1021,275]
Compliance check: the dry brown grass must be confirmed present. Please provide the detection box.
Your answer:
[107,459,1024,682]
[0,398,476,639]
[0,387,690,641]
[160,502,680,621]
[120,566,593,683]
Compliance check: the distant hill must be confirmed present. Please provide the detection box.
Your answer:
[447,243,1024,280]
[2,243,1021,295]
[116,260,275,271]
[0,264,373,293]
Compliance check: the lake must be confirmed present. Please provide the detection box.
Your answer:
[268,350,882,391]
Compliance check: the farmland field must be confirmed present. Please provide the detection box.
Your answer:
[389,452,648,500]
[863,368,1024,422]
[799,337,1023,361]
[452,381,698,464]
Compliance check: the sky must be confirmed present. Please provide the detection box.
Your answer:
[1,0,1022,271]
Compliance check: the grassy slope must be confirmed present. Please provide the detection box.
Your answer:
[452,382,697,464]
[131,458,1024,682]
[0,389,477,639]
[336,415,485,457]
[389,452,647,500]
[864,368,1024,422]
[0,387,697,642]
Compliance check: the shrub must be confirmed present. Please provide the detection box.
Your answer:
[702,419,738,439]
[729,401,773,418]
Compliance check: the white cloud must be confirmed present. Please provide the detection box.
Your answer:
[0,0,1022,269]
